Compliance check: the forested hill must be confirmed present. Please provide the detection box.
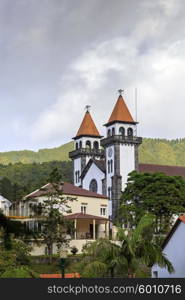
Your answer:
[0,142,73,165]
[1,138,185,166]
[139,138,185,166]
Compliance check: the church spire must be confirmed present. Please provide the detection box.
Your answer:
[105,91,135,126]
[74,107,101,139]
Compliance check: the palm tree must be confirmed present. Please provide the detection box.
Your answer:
[80,214,174,278]
[82,239,121,277]
[117,214,174,277]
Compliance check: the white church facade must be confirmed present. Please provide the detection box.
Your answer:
[69,91,142,219]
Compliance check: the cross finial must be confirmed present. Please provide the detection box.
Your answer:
[118,89,124,95]
[85,105,91,112]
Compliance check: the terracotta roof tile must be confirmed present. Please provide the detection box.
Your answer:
[65,212,109,220]
[107,95,134,124]
[179,214,185,223]
[139,163,185,178]
[25,182,108,199]
[75,111,100,138]
[40,273,80,278]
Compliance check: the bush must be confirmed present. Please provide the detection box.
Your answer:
[0,267,38,278]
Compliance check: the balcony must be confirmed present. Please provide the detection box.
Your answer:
[69,147,105,159]
[101,135,142,147]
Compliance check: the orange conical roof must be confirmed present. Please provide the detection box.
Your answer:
[108,95,134,124]
[75,111,101,138]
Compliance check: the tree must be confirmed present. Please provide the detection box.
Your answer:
[0,210,30,249]
[117,214,174,277]
[119,171,185,234]
[81,239,121,277]
[31,168,75,263]
[79,215,174,278]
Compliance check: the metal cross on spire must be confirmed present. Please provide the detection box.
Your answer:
[85,105,91,112]
[118,89,124,95]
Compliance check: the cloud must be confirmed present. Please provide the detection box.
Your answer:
[2,0,185,150]
[31,7,185,145]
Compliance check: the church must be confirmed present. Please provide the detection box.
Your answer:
[69,90,142,220]
[69,90,185,221]
[7,90,185,255]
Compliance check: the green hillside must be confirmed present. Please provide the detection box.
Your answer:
[0,141,73,165]
[1,138,185,166]
[139,138,185,166]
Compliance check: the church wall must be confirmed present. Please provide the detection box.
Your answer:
[83,163,105,195]
[74,158,81,186]
[120,144,135,191]
[106,145,115,193]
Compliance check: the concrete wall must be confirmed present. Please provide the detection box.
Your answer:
[152,222,185,277]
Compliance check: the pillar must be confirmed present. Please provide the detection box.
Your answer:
[93,219,96,240]
[74,219,77,239]
[105,221,109,238]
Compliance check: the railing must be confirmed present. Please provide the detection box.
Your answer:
[101,135,142,146]
[69,148,104,158]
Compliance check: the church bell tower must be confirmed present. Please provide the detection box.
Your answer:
[101,90,142,219]
[69,106,104,187]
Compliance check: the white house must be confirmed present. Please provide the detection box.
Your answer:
[0,195,11,216]
[10,182,113,255]
[152,214,185,278]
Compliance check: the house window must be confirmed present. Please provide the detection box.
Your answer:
[107,129,111,137]
[89,179,98,193]
[112,127,115,136]
[100,207,107,216]
[81,205,87,214]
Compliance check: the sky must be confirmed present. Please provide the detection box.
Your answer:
[1,0,185,151]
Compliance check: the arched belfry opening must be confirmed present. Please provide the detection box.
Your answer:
[93,141,99,150]
[127,127,133,137]
[119,127,125,137]
[86,140,91,149]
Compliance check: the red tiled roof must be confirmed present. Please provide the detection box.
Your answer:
[107,95,134,124]
[139,163,185,178]
[179,214,185,223]
[25,182,108,199]
[40,273,80,278]
[75,111,101,138]
[65,212,109,221]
